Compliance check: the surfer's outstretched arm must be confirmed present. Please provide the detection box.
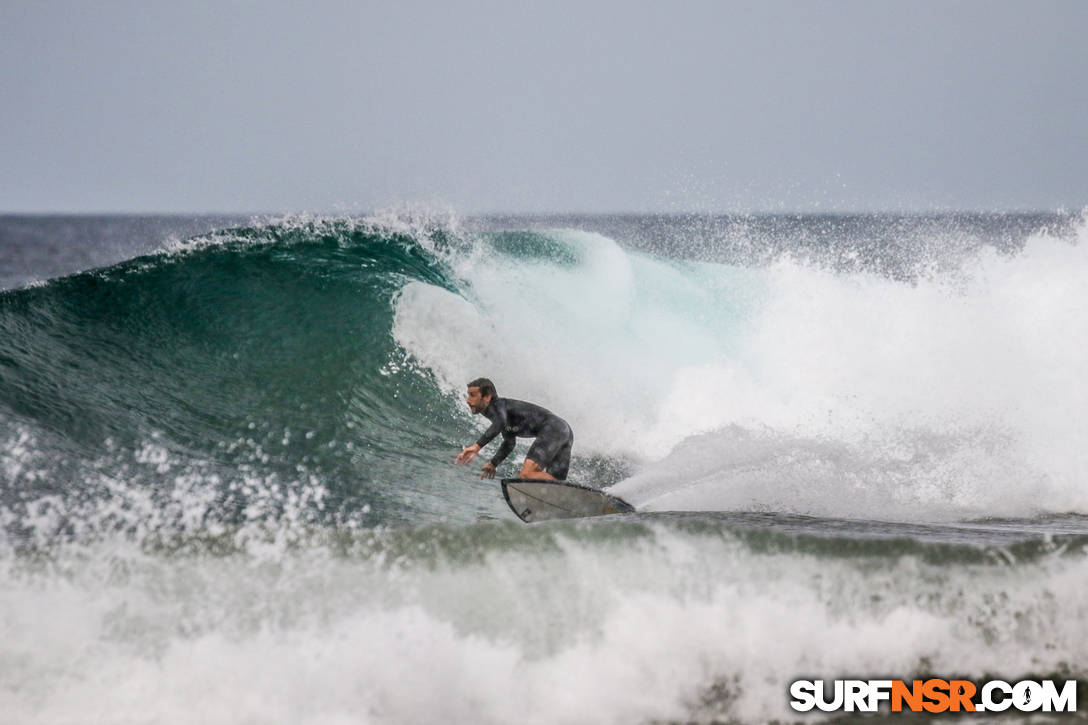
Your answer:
[456,443,480,464]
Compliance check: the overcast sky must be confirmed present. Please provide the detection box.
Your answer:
[2,1,1086,214]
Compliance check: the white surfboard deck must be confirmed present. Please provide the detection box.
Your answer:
[501,478,635,523]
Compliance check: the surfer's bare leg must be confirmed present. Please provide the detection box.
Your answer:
[519,458,556,480]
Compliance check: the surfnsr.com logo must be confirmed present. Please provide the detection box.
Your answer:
[789,679,1078,714]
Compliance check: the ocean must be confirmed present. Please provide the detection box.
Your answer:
[1,210,1085,723]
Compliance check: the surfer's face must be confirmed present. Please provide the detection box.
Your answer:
[466,386,490,414]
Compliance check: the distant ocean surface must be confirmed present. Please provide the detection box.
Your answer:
[1,210,1086,723]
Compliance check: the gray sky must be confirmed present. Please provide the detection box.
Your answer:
[2,1,1086,214]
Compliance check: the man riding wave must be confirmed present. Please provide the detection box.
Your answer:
[455,377,573,480]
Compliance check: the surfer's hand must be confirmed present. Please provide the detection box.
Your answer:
[480,462,496,479]
[456,444,480,464]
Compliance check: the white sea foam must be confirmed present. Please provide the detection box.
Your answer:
[394,229,763,455]
[2,523,1084,724]
[395,217,1088,520]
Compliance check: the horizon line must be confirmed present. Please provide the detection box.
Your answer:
[0,207,1079,218]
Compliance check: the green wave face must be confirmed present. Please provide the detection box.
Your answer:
[0,219,476,530]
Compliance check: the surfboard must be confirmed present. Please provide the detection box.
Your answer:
[501,478,635,523]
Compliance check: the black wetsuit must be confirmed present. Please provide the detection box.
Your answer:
[476,398,574,480]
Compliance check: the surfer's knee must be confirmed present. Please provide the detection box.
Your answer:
[519,458,554,479]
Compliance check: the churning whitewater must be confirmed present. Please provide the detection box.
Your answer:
[1,211,1086,723]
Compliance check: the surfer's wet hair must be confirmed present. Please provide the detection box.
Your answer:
[468,377,496,399]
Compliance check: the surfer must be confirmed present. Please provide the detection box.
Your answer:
[455,378,573,481]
